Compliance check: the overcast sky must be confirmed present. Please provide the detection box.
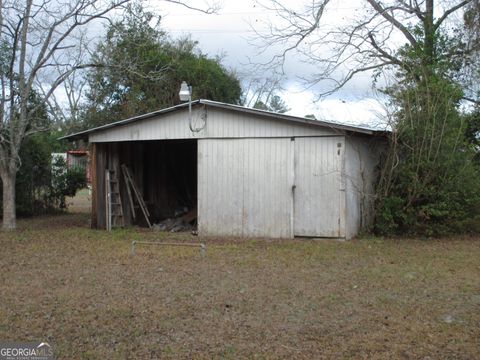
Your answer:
[147,0,390,128]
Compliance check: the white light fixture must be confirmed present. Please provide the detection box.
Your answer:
[179,81,205,132]
[179,81,192,102]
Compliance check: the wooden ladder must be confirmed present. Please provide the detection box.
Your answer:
[106,169,124,231]
[121,164,152,228]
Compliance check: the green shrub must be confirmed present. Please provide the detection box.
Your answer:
[14,134,53,216]
[50,157,87,209]
[0,134,86,216]
[375,73,480,237]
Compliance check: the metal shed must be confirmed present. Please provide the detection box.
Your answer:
[63,99,386,239]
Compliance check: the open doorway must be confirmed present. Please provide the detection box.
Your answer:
[142,139,197,226]
[111,139,197,230]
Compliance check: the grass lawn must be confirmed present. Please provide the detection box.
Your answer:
[0,213,479,359]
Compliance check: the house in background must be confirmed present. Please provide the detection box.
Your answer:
[62,99,386,239]
[51,151,91,184]
[67,150,91,184]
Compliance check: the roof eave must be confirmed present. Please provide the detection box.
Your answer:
[59,99,386,141]
[199,100,378,135]
[59,101,196,141]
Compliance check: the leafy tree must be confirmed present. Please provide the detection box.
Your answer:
[13,134,53,216]
[253,94,290,113]
[269,95,290,113]
[376,78,480,235]
[464,106,480,162]
[174,40,243,105]
[375,36,480,235]
[82,4,242,128]
[253,100,269,111]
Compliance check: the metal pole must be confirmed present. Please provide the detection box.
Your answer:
[131,241,206,256]
[131,241,136,255]
[188,87,194,132]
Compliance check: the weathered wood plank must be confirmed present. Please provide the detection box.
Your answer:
[96,143,106,229]
[90,143,97,228]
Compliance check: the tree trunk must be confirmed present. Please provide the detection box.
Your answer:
[424,0,435,63]
[1,171,16,230]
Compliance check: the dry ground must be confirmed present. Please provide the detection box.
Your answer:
[65,188,91,214]
[0,213,479,359]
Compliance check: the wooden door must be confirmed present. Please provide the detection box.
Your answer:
[293,137,345,238]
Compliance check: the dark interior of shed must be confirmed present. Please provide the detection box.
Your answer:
[117,139,197,228]
[145,139,196,223]
[143,140,197,223]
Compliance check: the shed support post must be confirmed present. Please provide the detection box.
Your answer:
[90,143,97,228]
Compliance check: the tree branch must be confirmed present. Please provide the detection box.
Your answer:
[462,95,480,105]
[365,0,418,47]
[435,0,473,30]
[164,0,220,14]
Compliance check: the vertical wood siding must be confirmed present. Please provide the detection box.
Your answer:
[90,143,98,228]
[95,143,106,229]
[198,138,293,238]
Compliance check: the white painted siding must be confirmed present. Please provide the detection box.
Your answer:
[293,137,346,238]
[87,103,384,239]
[198,138,293,238]
[344,136,384,239]
[89,107,339,143]
[90,108,200,143]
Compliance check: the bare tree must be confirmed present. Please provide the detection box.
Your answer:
[0,0,219,230]
[0,0,133,230]
[253,0,478,101]
[240,70,286,107]
[35,29,91,128]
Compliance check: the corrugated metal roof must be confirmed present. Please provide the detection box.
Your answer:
[60,99,385,141]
